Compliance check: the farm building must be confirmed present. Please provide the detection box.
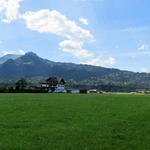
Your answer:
[89,89,97,93]
[40,77,66,93]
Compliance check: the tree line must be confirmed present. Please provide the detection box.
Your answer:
[0,77,149,93]
[0,78,47,93]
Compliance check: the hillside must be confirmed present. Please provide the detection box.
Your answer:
[0,52,150,89]
[0,54,21,64]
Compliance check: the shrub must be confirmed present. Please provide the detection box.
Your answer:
[0,86,6,93]
[80,89,87,94]
[67,89,72,93]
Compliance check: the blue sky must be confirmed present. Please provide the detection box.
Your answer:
[0,0,150,72]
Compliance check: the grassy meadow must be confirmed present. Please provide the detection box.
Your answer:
[0,93,150,150]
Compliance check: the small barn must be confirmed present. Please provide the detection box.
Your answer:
[89,89,97,93]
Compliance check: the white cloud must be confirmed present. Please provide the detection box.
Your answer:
[79,18,88,25]
[18,49,25,55]
[21,9,94,59]
[1,50,16,55]
[141,68,149,73]
[1,49,25,55]
[104,57,116,65]
[138,44,148,50]
[63,48,93,59]
[59,40,93,59]
[21,10,93,42]
[81,57,116,67]
[0,0,23,23]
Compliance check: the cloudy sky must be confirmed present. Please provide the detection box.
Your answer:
[0,0,150,72]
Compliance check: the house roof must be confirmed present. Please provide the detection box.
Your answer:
[40,77,66,84]
[46,77,66,84]
[89,89,97,92]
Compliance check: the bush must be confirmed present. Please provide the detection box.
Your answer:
[66,89,72,93]
[0,86,6,93]
[80,89,87,94]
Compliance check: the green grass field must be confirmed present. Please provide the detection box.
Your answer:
[0,94,150,150]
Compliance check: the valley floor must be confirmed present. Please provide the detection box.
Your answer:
[0,94,150,150]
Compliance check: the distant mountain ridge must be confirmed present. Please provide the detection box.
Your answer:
[0,54,21,64]
[0,52,150,89]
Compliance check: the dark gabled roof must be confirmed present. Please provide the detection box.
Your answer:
[46,77,65,83]
[40,77,66,84]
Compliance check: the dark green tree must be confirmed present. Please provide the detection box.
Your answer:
[15,78,27,92]
[8,86,14,93]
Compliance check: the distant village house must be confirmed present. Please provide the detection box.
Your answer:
[40,77,66,93]
[89,89,97,93]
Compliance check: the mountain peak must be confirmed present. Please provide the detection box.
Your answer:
[25,52,38,57]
